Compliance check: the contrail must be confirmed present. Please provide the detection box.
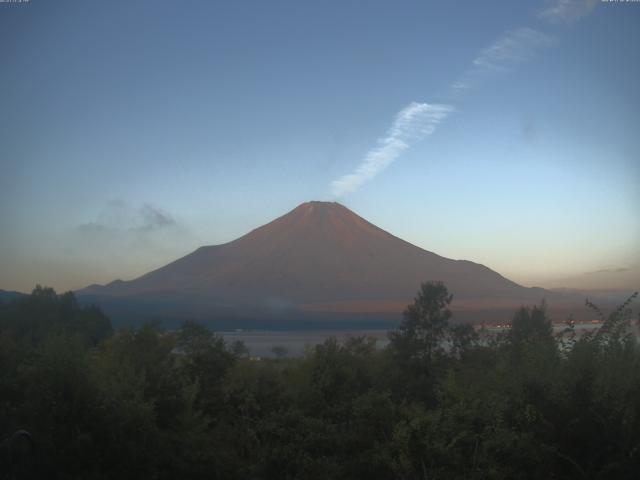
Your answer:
[331,102,453,197]
[330,0,595,197]
[452,27,555,94]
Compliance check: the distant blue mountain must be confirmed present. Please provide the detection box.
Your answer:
[0,289,28,304]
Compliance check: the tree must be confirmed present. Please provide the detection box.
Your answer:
[508,302,554,349]
[0,286,112,347]
[449,322,478,358]
[389,281,453,364]
[387,282,453,404]
[176,320,236,415]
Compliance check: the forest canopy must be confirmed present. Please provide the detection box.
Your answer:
[1,283,639,479]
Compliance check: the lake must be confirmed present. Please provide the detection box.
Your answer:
[220,321,639,358]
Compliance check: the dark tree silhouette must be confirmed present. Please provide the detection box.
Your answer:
[389,281,453,363]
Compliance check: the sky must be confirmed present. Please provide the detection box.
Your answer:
[1,0,638,293]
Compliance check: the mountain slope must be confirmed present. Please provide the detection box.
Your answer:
[80,201,560,323]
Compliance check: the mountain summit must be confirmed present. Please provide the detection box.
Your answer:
[80,201,555,323]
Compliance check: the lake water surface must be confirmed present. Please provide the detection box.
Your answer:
[220,322,639,358]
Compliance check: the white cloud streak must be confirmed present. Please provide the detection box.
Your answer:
[539,0,597,23]
[330,17,575,198]
[473,27,555,71]
[330,102,453,197]
[449,27,555,96]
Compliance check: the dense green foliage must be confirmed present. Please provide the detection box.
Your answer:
[1,284,639,479]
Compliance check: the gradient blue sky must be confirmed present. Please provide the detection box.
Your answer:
[1,0,638,292]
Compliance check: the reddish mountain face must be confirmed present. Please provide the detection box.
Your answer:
[81,201,559,321]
